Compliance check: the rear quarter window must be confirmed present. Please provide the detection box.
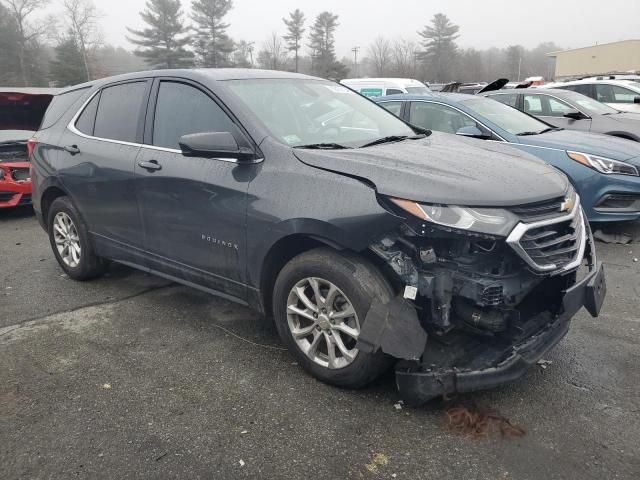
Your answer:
[40,87,90,130]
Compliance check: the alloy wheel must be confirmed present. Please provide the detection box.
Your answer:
[286,277,361,369]
[53,212,81,268]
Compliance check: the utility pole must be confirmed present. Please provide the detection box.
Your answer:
[352,46,360,77]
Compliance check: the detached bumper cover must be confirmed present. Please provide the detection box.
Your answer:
[395,262,606,405]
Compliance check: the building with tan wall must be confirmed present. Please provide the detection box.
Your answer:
[547,39,640,80]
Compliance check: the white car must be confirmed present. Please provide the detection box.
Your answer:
[340,78,430,98]
[545,79,640,113]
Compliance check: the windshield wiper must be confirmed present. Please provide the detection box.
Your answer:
[539,127,562,133]
[294,143,351,150]
[360,134,426,148]
[516,131,541,136]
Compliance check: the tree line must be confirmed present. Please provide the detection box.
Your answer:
[0,1,559,88]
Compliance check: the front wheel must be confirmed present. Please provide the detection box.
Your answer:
[273,248,394,388]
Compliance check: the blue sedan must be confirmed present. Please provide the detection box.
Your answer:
[375,93,640,222]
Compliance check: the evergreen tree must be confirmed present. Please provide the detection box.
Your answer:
[190,0,234,67]
[307,11,347,79]
[127,0,193,69]
[49,33,87,86]
[418,13,460,82]
[282,8,304,73]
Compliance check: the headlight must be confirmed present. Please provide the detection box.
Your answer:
[389,197,520,236]
[568,151,639,176]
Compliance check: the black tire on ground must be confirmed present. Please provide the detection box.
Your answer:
[47,196,108,281]
[273,247,394,389]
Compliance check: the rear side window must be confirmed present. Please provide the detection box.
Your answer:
[490,93,518,108]
[94,82,147,143]
[563,84,592,96]
[40,87,89,130]
[75,92,100,135]
[152,81,238,149]
[386,88,404,95]
[380,101,403,116]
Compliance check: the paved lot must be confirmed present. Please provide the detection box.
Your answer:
[1,207,639,479]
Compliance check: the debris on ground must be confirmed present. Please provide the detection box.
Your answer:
[365,453,389,474]
[102,383,111,389]
[239,459,245,467]
[593,229,632,245]
[537,359,553,370]
[394,400,404,411]
[446,405,526,439]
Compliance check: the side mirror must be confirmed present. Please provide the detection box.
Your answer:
[179,132,256,161]
[456,125,487,138]
[563,109,587,120]
[634,96,640,104]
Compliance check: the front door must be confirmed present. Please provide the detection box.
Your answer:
[135,79,255,300]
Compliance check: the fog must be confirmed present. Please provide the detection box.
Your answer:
[67,0,639,56]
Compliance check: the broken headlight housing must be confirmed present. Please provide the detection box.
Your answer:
[389,197,520,237]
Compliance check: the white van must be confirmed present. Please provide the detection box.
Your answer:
[340,78,430,98]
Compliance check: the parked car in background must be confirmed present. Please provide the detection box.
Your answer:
[375,93,640,222]
[31,69,604,404]
[0,88,58,208]
[546,79,640,113]
[481,88,640,141]
[340,78,430,98]
[440,79,509,95]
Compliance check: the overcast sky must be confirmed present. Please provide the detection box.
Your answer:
[55,0,640,57]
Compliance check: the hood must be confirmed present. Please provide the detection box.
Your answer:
[519,129,640,161]
[293,131,568,207]
[477,78,509,94]
[0,90,56,132]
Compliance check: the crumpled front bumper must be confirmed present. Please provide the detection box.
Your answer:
[0,161,32,208]
[395,261,606,405]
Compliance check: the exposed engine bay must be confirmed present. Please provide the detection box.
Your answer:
[356,195,605,404]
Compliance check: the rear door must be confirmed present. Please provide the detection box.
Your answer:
[135,78,253,299]
[57,80,151,261]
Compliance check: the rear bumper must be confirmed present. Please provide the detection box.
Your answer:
[395,262,606,405]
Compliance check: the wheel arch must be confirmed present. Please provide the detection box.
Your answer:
[40,184,70,232]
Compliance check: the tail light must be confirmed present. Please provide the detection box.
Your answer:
[27,137,38,159]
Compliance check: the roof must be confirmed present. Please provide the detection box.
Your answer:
[547,78,640,88]
[342,78,423,83]
[375,92,473,103]
[547,39,640,57]
[57,68,320,94]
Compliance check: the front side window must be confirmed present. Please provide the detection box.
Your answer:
[409,102,475,134]
[226,79,414,148]
[562,84,592,96]
[463,97,549,135]
[152,82,238,149]
[524,94,573,117]
[94,82,147,143]
[386,89,404,95]
[379,101,403,116]
[611,85,639,103]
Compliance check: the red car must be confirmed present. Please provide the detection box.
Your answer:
[0,88,58,208]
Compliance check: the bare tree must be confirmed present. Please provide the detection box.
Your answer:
[2,0,50,85]
[391,38,418,77]
[367,36,391,76]
[257,32,288,70]
[62,0,101,80]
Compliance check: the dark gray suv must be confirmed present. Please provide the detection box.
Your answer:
[30,69,605,404]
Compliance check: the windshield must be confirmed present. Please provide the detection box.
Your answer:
[225,79,415,147]
[405,86,431,95]
[463,97,550,135]
[0,130,34,143]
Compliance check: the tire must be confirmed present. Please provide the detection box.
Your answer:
[273,248,394,389]
[47,196,108,281]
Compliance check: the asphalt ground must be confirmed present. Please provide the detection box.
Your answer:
[1,206,639,479]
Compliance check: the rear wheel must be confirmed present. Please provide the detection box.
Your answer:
[273,248,394,388]
[47,196,108,280]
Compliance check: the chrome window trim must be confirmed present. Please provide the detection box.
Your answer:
[66,88,263,165]
[506,195,586,273]
[408,100,507,142]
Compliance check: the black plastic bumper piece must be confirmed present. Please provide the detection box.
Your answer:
[395,262,605,405]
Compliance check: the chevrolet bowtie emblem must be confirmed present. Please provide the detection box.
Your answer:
[560,196,574,212]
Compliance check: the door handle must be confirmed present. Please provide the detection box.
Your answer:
[64,145,80,155]
[138,160,162,172]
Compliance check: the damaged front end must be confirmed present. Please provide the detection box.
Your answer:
[357,190,606,405]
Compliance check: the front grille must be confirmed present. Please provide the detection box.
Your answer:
[510,196,565,222]
[11,168,30,181]
[519,212,582,269]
